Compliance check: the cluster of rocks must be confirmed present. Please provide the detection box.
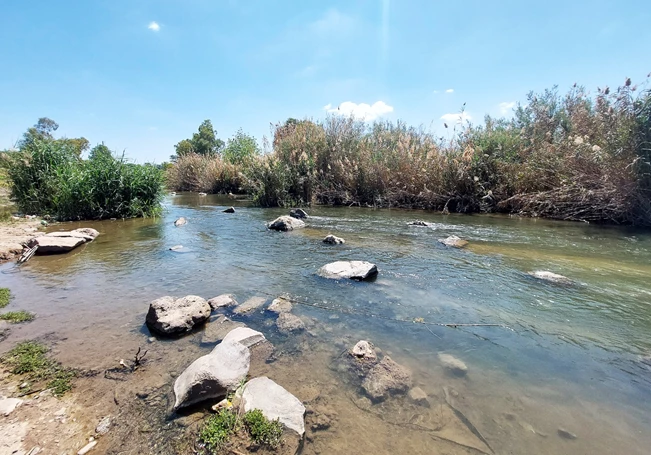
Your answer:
[26,228,99,254]
[144,292,309,445]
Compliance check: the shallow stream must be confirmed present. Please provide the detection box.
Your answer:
[2,194,651,454]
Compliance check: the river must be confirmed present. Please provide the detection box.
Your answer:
[1,193,650,454]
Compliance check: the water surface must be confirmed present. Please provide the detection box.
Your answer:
[2,193,651,454]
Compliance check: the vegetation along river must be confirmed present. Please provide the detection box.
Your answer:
[2,193,651,454]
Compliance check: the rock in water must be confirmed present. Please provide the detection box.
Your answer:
[323,234,345,245]
[362,357,412,401]
[289,208,308,219]
[318,261,378,281]
[557,428,577,440]
[351,340,376,360]
[222,327,266,348]
[145,295,211,336]
[232,296,267,315]
[408,221,430,226]
[169,245,184,251]
[408,387,429,406]
[223,207,235,213]
[438,235,468,248]
[438,353,468,376]
[174,339,250,410]
[27,228,100,254]
[201,315,246,344]
[267,216,305,231]
[207,294,238,310]
[528,271,572,285]
[276,313,305,334]
[174,217,187,226]
[268,297,293,314]
[241,377,306,436]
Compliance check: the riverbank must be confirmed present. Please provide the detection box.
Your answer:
[0,218,42,262]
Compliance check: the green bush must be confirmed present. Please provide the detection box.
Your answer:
[199,409,239,453]
[4,139,164,220]
[242,409,283,448]
[0,310,35,323]
[0,288,10,308]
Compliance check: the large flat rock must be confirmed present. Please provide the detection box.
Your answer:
[318,261,378,281]
[174,339,250,410]
[241,377,306,436]
[27,228,99,254]
[222,327,266,348]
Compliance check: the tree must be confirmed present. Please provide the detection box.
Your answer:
[223,129,260,165]
[59,137,90,156]
[17,118,89,156]
[89,143,112,160]
[172,120,224,160]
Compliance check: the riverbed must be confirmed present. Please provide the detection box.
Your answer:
[1,193,651,454]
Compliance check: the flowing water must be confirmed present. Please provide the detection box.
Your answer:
[2,193,651,454]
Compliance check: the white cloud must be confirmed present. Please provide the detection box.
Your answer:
[440,112,472,124]
[325,101,394,121]
[445,88,454,93]
[499,101,516,115]
[148,21,160,32]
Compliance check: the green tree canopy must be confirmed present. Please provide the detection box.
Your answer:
[17,118,89,156]
[223,129,260,165]
[173,120,224,159]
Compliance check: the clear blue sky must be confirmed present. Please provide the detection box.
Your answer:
[1,1,649,163]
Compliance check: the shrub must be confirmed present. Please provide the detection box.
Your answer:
[199,409,239,453]
[0,310,35,323]
[4,139,164,220]
[166,153,243,194]
[242,409,283,448]
[0,288,10,308]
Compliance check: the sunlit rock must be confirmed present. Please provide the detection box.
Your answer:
[289,208,308,219]
[438,235,468,248]
[174,217,187,226]
[240,376,306,436]
[268,296,293,314]
[145,295,211,336]
[207,294,238,310]
[268,215,305,231]
[222,327,266,348]
[174,339,250,410]
[351,340,376,360]
[318,261,378,281]
[528,270,572,285]
[323,234,345,245]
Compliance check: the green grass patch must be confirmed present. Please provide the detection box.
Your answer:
[243,409,283,448]
[0,288,10,308]
[199,409,239,453]
[0,341,77,396]
[0,310,35,323]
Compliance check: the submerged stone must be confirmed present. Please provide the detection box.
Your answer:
[438,353,468,376]
[174,217,187,226]
[408,387,430,407]
[276,313,305,334]
[361,356,412,401]
[232,296,267,315]
[528,270,572,285]
[268,296,293,314]
[207,294,238,310]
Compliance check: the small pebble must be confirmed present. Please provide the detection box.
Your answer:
[78,440,97,455]
[557,428,577,440]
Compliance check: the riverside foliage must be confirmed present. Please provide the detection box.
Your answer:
[168,78,651,226]
[2,120,164,221]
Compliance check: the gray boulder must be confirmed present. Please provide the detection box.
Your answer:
[438,235,468,248]
[146,295,211,336]
[267,216,305,231]
[174,339,250,410]
[318,261,378,281]
[276,313,305,334]
[222,327,266,348]
[241,377,306,436]
[268,297,293,314]
[323,234,345,245]
[207,294,238,310]
[174,217,187,226]
[232,296,267,315]
[362,356,412,401]
[528,270,572,285]
[289,208,308,219]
